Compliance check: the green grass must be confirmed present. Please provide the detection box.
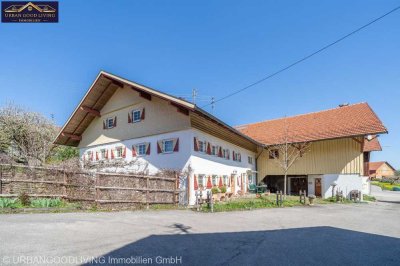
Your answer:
[30,198,65,208]
[362,194,376,202]
[371,181,400,191]
[0,198,23,209]
[0,197,74,209]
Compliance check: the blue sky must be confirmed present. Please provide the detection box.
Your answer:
[0,0,399,168]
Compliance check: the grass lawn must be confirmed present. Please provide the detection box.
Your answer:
[371,181,400,191]
[200,194,336,212]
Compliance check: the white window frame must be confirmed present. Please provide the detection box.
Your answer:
[100,149,106,160]
[212,175,218,186]
[198,140,205,153]
[248,156,253,164]
[136,143,147,156]
[211,145,217,156]
[223,149,230,160]
[106,117,114,129]
[198,174,205,188]
[132,109,141,123]
[115,146,123,158]
[162,139,174,154]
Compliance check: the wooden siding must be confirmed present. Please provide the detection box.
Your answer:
[257,137,364,177]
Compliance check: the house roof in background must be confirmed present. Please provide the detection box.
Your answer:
[363,135,382,152]
[236,103,388,145]
[368,161,396,171]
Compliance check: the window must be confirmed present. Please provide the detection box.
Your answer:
[132,109,141,123]
[223,175,229,186]
[115,147,123,158]
[269,149,279,159]
[136,143,146,156]
[233,152,241,162]
[87,151,92,160]
[100,149,106,160]
[198,174,205,187]
[223,149,230,159]
[211,146,217,156]
[248,156,253,164]
[212,175,218,186]
[106,117,114,129]
[163,140,174,153]
[198,141,205,153]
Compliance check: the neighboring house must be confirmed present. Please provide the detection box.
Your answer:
[54,71,260,205]
[368,161,396,179]
[236,103,387,198]
[55,71,388,202]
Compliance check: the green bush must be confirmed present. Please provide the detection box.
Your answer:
[211,187,220,194]
[220,186,227,193]
[30,198,63,208]
[0,198,19,208]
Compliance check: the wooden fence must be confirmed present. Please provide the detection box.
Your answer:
[0,164,180,208]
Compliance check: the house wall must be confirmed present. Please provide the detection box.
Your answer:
[257,137,364,178]
[78,85,191,148]
[375,164,396,178]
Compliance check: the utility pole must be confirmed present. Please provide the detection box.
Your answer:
[192,89,197,105]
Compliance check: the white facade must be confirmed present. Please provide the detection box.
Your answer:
[80,128,256,205]
[307,174,370,199]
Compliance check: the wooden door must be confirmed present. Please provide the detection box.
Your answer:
[231,175,236,194]
[315,178,322,197]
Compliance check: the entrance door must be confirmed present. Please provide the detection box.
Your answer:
[231,175,236,194]
[315,178,322,197]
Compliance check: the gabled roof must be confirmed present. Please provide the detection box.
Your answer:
[363,135,382,152]
[236,103,388,145]
[368,161,396,172]
[54,71,261,149]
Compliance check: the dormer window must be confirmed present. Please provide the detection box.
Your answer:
[132,109,141,123]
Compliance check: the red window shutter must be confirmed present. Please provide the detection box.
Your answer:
[157,141,162,154]
[103,120,106,129]
[206,176,212,189]
[218,176,223,188]
[105,149,109,159]
[90,152,93,161]
[96,151,99,161]
[194,175,198,190]
[141,108,145,120]
[111,149,115,159]
[146,143,151,155]
[173,138,179,152]
[122,147,126,158]
[128,112,132,123]
[113,116,117,127]
[232,151,235,161]
[218,147,223,157]
[207,142,211,155]
[193,137,199,151]
[132,145,137,157]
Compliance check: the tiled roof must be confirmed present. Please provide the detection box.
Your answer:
[368,162,386,171]
[363,136,382,152]
[236,103,387,145]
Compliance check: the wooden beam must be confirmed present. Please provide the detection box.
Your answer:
[170,102,189,116]
[61,133,82,141]
[139,91,152,101]
[102,75,124,88]
[80,106,100,117]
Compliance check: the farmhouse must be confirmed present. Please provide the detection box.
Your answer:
[368,161,396,179]
[236,103,387,198]
[55,71,387,204]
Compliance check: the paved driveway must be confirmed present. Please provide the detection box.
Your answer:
[371,185,400,203]
[1,203,399,266]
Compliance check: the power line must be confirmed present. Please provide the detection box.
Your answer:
[202,5,400,108]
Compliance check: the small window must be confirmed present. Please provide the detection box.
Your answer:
[223,149,230,159]
[269,149,279,159]
[163,140,174,153]
[106,117,114,129]
[100,149,106,160]
[211,146,217,156]
[132,109,141,123]
[136,143,146,156]
[198,174,205,187]
[198,141,205,153]
[212,175,218,186]
[248,156,253,164]
[115,147,123,158]
[223,175,229,186]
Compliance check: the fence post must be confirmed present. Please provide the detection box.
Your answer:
[174,173,178,206]
[95,173,98,202]
[63,170,67,199]
[146,176,149,209]
[0,165,2,194]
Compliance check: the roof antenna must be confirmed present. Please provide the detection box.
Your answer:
[211,97,215,113]
[192,89,197,105]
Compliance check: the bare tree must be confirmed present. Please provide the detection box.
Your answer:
[0,103,58,167]
[268,118,311,197]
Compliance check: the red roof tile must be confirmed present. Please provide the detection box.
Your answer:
[368,161,393,171]
[236,103,387,145]
[363,136,382,152]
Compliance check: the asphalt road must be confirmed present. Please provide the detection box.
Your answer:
[371,185,400,203]
[0,202,399,266]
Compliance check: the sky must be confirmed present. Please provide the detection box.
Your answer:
[0,0,398,168]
